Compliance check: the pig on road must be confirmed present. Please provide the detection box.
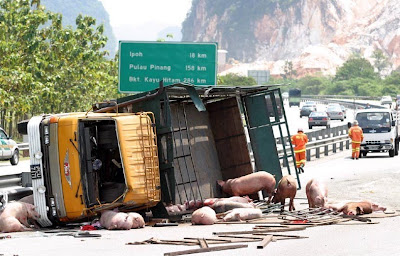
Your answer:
[100,210,133,230]
[127,212,145,229]
[337,201,386,215]
[272,175,297,212]
[217,172,276,203]
[0,202,40,233]
[306,179,328,208]
[223,208,263,222]
[191,207,217,225]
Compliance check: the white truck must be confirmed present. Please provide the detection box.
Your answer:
[355,108,400,157]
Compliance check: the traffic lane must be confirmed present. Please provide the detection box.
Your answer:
[0,159,30,175]
[297,151,400,210]
[279,104,354,137]
[1,216,399,256]
[1,155,400,255]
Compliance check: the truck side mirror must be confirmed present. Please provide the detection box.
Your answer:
[392,120,396,126]
[347,122,352,129]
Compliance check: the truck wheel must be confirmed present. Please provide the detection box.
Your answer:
[389,149,395,157]
[10,150,19,165]
[395,139,399,156]
[362,151,367,157]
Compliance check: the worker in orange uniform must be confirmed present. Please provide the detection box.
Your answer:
[291,128,308,172]
[348,120,364,160]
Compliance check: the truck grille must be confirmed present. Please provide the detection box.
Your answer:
[365,141,381,144]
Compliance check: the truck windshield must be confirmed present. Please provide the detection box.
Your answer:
[356,112,391,133]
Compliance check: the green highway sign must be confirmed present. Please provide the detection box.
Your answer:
[118,41,217,93]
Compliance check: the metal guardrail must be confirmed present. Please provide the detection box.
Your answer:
[279,135,350,166]
[0,172,32,203]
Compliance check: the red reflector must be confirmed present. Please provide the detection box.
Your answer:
[309,118,313,121]
[323,118,327,120]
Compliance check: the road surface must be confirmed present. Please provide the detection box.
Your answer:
[1,150,399,256]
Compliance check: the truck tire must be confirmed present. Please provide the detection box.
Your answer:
[389,149,395,157]
[10,150,19,165]
[395,138,399,156]
[362,151,367,157]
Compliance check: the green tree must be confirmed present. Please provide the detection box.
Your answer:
[372,49,389,76]
[335,56,378,81]
[282,60,297,80]
[218,73,257,86]
[0,0,117,138]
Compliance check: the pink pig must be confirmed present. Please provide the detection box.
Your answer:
[191,207,217,225]
[127,212,145,229]
[306,179,328,208]
[100,210,132,230]
[217,172,276,203]
[0,202,40,233]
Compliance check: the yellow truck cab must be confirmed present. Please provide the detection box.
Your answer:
[20,112,160,227]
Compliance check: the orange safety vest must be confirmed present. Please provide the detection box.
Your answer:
[291,132,308,153]
[349,125,364,143]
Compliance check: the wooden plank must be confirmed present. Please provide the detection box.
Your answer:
[197,239,209,248]
[213,226,306,236]
[257,235,273,249]
[164,244,248,256]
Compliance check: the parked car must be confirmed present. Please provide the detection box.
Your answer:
[300,101,317,117]
[0,127,19,165]
[308,111,331,129]
[326,104,344,121]
[380,95,393,107]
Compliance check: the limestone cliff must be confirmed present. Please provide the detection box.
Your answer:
[182,0,400,77]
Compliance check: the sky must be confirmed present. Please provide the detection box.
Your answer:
[99,0,193,42]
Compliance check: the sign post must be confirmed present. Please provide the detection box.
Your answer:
[119,41,217,93]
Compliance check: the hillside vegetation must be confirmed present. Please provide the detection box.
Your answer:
[41,0,116,57]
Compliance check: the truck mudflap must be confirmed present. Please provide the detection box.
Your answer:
[28,116,53,227]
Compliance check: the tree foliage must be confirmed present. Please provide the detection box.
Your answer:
[218,73,257,86]
[0,0,117,138]
[334,56,378,81]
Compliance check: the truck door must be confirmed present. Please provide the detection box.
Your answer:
[243,89,300,188]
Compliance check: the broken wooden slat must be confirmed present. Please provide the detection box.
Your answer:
[197,239,209,248]
[164,244,248,256]
[213,226,306,236]
[257,235,273,249]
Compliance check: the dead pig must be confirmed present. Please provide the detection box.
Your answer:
[272,175,297,212]
[217,172,276,202]
[223,208,263,222]
[0,202,40,233]
[203,196,252,206]
[127,212,145,228]
[191,207,217,225]
[212,201,254,213]
[338,201,386,215]
[100,210,133,230]
[306,179,328,208]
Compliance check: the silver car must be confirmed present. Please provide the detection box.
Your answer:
[0,127,19,165]
[308,111,331,129]
[326,105,344,121]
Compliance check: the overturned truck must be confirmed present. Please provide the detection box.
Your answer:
[103,83,301,217]
[18,83,300,225]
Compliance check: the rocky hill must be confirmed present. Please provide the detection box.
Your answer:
[41,0,116,57]
[182,0,400,77]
